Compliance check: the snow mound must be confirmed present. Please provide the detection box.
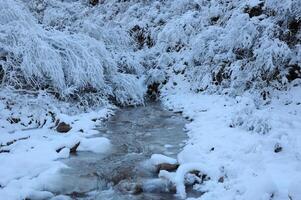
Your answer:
[78,137,111,153]
[159,163,207,199]
[150,154,177,166]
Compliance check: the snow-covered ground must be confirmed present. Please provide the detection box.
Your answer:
[160,75,301,199]
[0,90,113,200]
[1,0,301,199]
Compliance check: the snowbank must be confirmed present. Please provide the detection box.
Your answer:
[0,90,113,200]
[159,163,209,199]
[150,154,178,166]
[78,137,111,153]
[1,0,301,199]
[161,76,301,200]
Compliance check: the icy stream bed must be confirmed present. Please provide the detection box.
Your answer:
[55,102,194,200]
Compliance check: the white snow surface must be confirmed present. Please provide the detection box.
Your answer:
[78,137,111,153]
[0,90,113,200]
[160,76,301,199]
[150,154,178,166]
[1,0,301,199]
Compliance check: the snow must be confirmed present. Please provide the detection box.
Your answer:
[50,195,72,200]
[159,163,210,199]
[150,154,178,166]
[78,137,111,153]
[160,76,301,199]
[1,0,301,199]
[288,176,301,200]
[0,90,113,200]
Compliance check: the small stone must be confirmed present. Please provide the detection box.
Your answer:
[156,163,179,173]
[0,149,10,153]
[218,176,224,183]
[274,143,282,153]
[7,117,20,124]
[70,142,80,154]
[56,122,72,133]
[89,0,99,6]
[56,146,65,153]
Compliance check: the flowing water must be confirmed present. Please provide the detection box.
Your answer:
[56,102,192,199]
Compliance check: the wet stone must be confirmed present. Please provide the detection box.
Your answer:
[116,180,143,195]
[156,163,179,173]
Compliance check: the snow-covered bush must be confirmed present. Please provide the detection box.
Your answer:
[0,0,145,106]
[1,0,300,106]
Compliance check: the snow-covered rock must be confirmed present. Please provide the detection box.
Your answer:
[150,154,178,166]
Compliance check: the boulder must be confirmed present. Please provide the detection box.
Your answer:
[56,122,72,133]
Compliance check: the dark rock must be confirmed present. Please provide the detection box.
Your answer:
[56,146,65,153]
[0,149,10,153]
[274,143,282,153]
[287,64,301,82]
[91,118,98,122]
[218,176,224,183]
[156,163,179,173]
[70,142,80,154]
[56,142,80,153]
[244,3,264,18]
[56,122,72,133]
[147,82,161,100]
[0,65,4,83]
[210,16,220,25]
[288,19,301,35]
[7,117,20,124]
[89,0,99,6]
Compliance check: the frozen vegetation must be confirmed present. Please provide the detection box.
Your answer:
[0,0,300,199]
